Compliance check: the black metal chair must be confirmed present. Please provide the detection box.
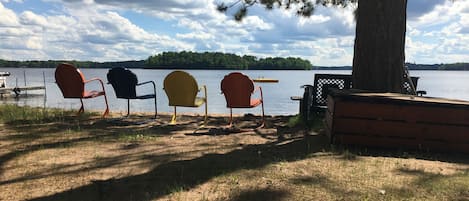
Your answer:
[107,67,157,118]
[293,73,426,121]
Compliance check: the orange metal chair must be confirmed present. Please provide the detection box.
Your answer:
[221,72,264,127]
[55,63,109,117]
[163,70,207,125]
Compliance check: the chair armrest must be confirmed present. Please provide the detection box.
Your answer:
[84,77,103,84]
[291,96,302,101]
[84,77,106,92]
[254,86,264,101]
[416,90,427,96]
[137,80,154,86]
[200,85,207,100]
[138,80,157,96]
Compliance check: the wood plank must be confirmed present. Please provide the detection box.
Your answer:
[335,134,424,148]
[335,92,469,106]
[0,86,45,93]
[327,95,335,113]
[335,134,469,153]
[333,118,469,143]
[329,92,469,153]
[333,118,421,139]
[333,101,469,126]
[325,110,334,139]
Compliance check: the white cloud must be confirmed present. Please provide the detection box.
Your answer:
[0,2,19,26]
[0,0,468,66]
[0,1,358,65]
[177,18,204,31]
[405,1,469,64]
[0,1,194,61]
[20,11,48,26]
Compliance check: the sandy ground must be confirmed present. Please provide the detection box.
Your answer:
[0,112,468,201]
[0,112,314,201]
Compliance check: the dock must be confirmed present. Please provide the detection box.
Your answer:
[0,71,46,97]
[0,86,46,95]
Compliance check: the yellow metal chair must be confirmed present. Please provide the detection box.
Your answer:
[163,71,207,125]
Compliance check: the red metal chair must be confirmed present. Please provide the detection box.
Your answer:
[55,63,109,117]
[221,72,264,127]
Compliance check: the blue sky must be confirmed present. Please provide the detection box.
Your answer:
[0,0,468,66]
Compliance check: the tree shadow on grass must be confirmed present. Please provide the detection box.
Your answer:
[228,188,290,201]
[0,114,202,176]
[1,113,325,201]
[289,174,361,199]
[25,134,329,201]
[378,167,469,200]
[331,144,469,165]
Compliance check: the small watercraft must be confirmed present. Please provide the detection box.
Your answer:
[252,77,279,83]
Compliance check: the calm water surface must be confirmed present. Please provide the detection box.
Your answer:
[1,68,469,115]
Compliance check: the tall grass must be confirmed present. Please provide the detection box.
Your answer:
[0,104,84,124]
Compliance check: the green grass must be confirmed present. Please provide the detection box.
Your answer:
[287,112,326,132]
[116,132,159,142]
[0,104,88,124]
[286,115,302,128]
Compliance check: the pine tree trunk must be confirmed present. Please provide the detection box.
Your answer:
[352,0,407,92]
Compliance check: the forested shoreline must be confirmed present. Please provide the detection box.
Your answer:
[145,51,312,70]
[1,51,469,70]
[0,51,313,70]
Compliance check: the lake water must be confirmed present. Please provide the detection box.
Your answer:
[2,67,469,115]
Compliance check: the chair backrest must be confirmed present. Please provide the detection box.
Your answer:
[55,63,86,98]
[163,71,199,106]
[312,74,353,108]
[310,74,420,108]
[107,67,138,99]
[221,72,254,107]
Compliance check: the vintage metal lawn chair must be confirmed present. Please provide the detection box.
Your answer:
[55,63,109,117]
[163,70,207,125]
[221,72,265,128]
[107,67,157,118]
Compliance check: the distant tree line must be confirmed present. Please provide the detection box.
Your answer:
[145,51,313,70]
[3,54,469,70]
[315,63,469,71]
[0,59,144,69]
[406,63,469,70]
[1,51,312,70]
[439,63,469,70]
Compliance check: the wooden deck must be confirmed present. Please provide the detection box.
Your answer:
[326,90,469,153]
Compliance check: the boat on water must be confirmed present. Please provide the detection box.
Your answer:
[252,77,279,83]
[0,71,46,97]
[0,72,10,88]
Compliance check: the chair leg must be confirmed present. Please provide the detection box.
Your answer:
[153,96,157,119]
[203,101,208,126]
[170,106,177,124]
[126,99,130,117]
[78,98,84,115]
[102,94,109,118]
[259,101,265,128]
[228,108,233,127]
